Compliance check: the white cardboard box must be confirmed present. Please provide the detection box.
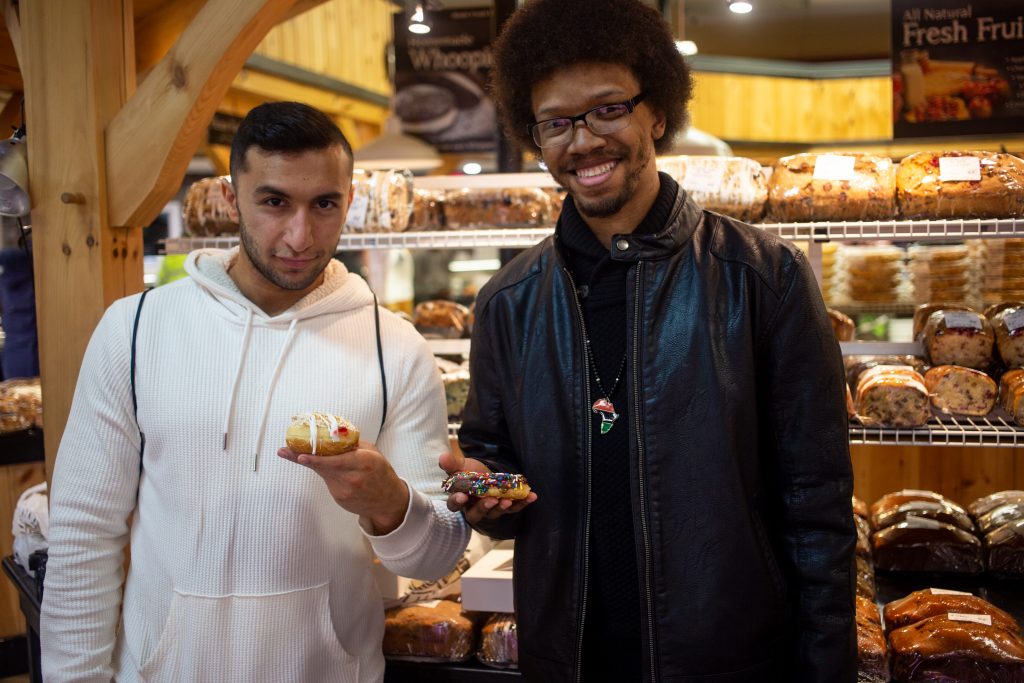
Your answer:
[461,548,515,613]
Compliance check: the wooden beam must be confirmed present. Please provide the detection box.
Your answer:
[133,0,204,80]
[106,0,296,229]
[0,91,21,138]
[2,0,22,71]
[231,68,388,125]
[21,0,141,478]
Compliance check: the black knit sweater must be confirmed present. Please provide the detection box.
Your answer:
[558,173,679,679]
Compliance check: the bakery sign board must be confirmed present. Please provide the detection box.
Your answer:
[892,0,1024,137]
[392,8,497,154]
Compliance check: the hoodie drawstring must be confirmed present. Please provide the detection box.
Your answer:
[223,308,255,451]
[252,318,298,471]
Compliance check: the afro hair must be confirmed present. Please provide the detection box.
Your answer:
[490,0,693,154]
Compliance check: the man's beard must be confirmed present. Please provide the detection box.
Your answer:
[570,142,652,219]
[238,214,325,292]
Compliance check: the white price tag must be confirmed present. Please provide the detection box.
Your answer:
[939,156,981,182]
[346,192,370,230]
[944,311,983,330]
[1004,308,1024,334]
[812,155,856,181]
[948,612,992,625]
[930,588,973,596]
[682,164,726,194]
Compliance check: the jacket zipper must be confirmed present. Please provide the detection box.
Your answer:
[563,266,593,683]
[633,262,658,683]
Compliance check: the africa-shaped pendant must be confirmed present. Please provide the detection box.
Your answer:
[592,398,619,434]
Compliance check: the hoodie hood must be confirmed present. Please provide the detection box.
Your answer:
[184,247,375,324]
[183,248,376,470]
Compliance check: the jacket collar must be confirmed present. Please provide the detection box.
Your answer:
[555,172,703,263]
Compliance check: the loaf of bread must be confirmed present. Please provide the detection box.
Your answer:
[767,153,896,222]
[477,613,518,670]
[871,490,967,527]
[896,151,1024,219]
[883,589,1020,634]
[855,595,887,683]
[443,188,552,229]
[0,378,42,432]
[992,305,1024,368]
[183,177,238,236]
[986,519,1024,576]
[374,170,414,232]
[969,491,1024,520]
[656,155,768,222]
[999,369,1024,426]
[912,303,971,341]
[854,365,931,428]
[845,355,927,390]
[410,189,446,231]
[977,502,1024,536]
[874,500,975,534]
[413,300,470,339]
[382,600,477,662]
[827,308,855,342]
[889,614,1024,682]
[921,309,995,370]
[872,517,983,574]
[856,554,876,600]
[923,365,998,416]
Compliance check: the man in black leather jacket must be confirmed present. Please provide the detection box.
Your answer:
[440,1,857,680]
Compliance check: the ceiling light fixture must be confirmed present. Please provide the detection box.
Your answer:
[675,40,698,56]
[353,115,441,171]
[728,0,753,14]
[461,162,482,175]
[408,2,430,34]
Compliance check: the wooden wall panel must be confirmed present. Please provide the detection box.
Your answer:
[0,462,46,637]
[852,444,1023,508]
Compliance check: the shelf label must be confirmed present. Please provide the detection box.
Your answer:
[944,311,983,330]
[682,164,726,194]
[939,156,981,182]
[930,588,972,596]
[346,192,370,231]
[948,613,992,625]
[1004,308,1024,334]
[812,155,856,181]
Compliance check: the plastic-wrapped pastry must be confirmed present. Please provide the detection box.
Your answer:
[872,518,983,574]
[977,502,1024,536]
[991,305,1024,369]
[874,500,975,534]
[921,309,995,370]
[889,614,1024,682]
[656,155,768,223]
[853,496,870,522]
[923,365,998,416]
[986,519,1024,576]
[854,365,931,428]
[477,613,518,670]
[413,300,470,339]
[969,491,1024,520]
[855,595,887,683]
[871,490,966,527]
[410,189,445,230]
[827,308,855,342]
[856,554,876,600]
[983,301,1024,321]
[999,369,1024,427]
[382,600,477,662]
[768,153,896,222]
[845,355,927,391]
[912,303,973,341]
[183,176,238,236]
[856,516,873,559]
[883,588,1019,634]
[443,187,552,229]
[344,170,374,233]
[373,170,414,232]
[896,151,1024,219]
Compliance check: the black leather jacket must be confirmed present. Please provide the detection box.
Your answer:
[459,188,857,682]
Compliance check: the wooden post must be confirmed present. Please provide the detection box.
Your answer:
[20,0,142,480]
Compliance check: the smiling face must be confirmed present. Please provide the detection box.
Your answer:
[224,145,352,314]
[532,62,665,220]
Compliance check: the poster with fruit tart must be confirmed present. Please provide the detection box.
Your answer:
[892,0,1023,137]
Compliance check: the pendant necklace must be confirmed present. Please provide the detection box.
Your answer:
[582,330,627,435]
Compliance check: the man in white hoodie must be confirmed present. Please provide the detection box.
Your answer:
[40,101,470,682]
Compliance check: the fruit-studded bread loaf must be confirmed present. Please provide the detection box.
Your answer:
[767,153,896,222]
[443,188,552,229]
[382,600,476,661]
[854,365,931,428]
[896,151,1024,219]
[992,305,1024,368]
[1000,369,1024,426]
[656,155,768,223]
[923,365,998,416]
[921,309,995,370]
[477,613,518,669]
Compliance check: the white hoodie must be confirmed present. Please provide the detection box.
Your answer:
[41,249,470,682]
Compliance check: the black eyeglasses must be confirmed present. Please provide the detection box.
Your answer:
[530,93,646,149]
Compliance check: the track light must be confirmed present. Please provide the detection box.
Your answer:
[408,2,430,34]
[728,0,753,14]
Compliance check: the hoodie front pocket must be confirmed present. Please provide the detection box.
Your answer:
[139,583,360,683]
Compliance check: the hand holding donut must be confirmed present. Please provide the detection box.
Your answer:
[278,413,408,535]
[439,450,537,525]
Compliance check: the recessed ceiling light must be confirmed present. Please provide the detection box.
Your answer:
[728,0,753,14]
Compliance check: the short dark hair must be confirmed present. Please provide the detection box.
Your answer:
[491,0,693,154]
[229,101,353,179]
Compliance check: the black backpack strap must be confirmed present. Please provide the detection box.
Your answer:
[372,292,388,434]
[131,288,151,461]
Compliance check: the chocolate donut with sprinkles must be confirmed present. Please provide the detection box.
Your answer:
[442,471,532,500]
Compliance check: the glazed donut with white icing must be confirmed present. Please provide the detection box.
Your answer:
[285,412,360,455]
